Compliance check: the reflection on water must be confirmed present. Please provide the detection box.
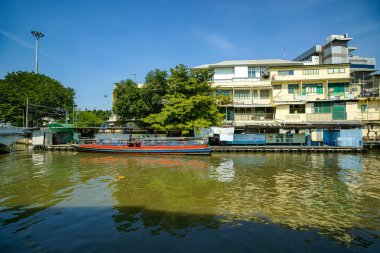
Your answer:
[210,159,235,182]
[0,151,380,252]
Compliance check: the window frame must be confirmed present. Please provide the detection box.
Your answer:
[278,70,294,76]
[328,68,345,74]
[288,84,299,94]
[289,104,305,114]
[234,90,250,99]
[302,69,319,75]
[302,83,323,95]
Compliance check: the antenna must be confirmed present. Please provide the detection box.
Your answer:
[283,46,286,60]
[131,73,137,81]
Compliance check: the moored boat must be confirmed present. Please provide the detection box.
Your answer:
[71,137,211,155]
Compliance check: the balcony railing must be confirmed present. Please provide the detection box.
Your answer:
[234,113,275,121]
[232,112,378,123]
[355,112,380,121]
[306,113,333,121]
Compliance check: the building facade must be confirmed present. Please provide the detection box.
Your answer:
[192,60,380,138]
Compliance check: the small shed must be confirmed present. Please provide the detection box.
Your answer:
[48,123,76,145]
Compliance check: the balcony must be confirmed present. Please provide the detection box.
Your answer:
[306,113,333,121]
[284,114,306,122]
[354,112,380,121]
[234,113,275,122]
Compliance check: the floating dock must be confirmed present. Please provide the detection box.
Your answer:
[34,144,75,151]
[211,146,367,153]
[32,144,367,153]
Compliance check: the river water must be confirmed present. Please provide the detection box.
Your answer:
[1,150,379,252]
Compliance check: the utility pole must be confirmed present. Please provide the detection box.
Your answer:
[25,98,29,128]
[31,31,44,74]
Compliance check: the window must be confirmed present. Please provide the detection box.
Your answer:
[253,90,259,99]
[248,67,256,78]
[303,69,319,75]
[260,90,270,99]
[248,67,267,78]
[302,84,323,95]
[314,102,332,113]
[328,83,349,95]
[328,68,345,74]
[290,104,305,114]
[234,90,250,99]
[216,90,231,96]
[361,105,367,112]
[278,70,294,76]
[288,84,299,94]
[272,85,281,89]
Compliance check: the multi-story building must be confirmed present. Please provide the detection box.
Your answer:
[192,61,380,136]
[293,34,377,100]
[192,59,303,130]
[269,64,378,123]
[191,34,379,139]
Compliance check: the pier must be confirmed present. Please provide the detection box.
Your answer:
[211,146,367,153]
[31,144,367,153]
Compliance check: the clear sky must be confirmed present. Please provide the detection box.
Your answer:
[1,0,379,110]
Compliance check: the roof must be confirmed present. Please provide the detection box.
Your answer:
[192,59,303,69]
[48,123,75,133]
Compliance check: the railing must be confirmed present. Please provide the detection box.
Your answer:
[285,114,302,121]
[355,112,380,121]
[306,113,333,121]
[234,113,275,121]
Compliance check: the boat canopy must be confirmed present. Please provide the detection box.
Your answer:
[142,137,207,146]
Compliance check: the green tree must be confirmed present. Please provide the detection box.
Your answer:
[112,79,149,122]
[143,64,223,135]
[75,110,104,127]
[142,69,168,114]
[92,109,112,122]
[0,71,75,126]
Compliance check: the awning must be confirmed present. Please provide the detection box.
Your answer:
[48,123,75,133]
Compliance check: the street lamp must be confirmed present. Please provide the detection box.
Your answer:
[31,31,44,74]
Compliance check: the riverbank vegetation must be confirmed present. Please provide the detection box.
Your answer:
[113,64,223,135]
[0,71,75,126]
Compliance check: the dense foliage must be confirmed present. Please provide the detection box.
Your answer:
[0,71,75,126]
[112,79,149,122]
[74,110,108,127]
[142,69,168,114]
[113,64,223,135]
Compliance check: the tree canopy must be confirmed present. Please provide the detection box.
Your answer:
[112,79,149,122]
[0,71,75,126]
[74,110,106,127]
[143,65,223,135]
[113,64,223,135]
[142,69,168,114]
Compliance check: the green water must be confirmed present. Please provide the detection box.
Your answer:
[1,150,379,252]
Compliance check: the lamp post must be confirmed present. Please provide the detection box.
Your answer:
[31,31,44,74]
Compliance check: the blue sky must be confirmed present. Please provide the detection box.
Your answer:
[1,0,379,110]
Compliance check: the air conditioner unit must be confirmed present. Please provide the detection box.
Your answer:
[260,116,265,121]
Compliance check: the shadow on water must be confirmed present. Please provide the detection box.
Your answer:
[1,204,379,253]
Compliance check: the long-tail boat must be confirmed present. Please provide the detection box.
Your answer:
[71,137,211,155]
